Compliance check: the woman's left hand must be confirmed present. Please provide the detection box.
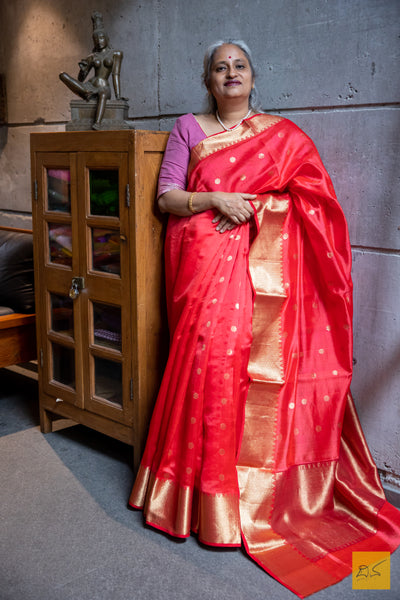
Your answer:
[213,211,256,233]
[212,213,238,233]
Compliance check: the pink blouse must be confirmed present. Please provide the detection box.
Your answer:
[157,114,207,198]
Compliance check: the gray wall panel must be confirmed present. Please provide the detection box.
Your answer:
[158,0,400,115]
[287,108,400,250]
[0,124,64,215]
[352,250,400,473]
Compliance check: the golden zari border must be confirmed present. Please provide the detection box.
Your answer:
[130,465,241,545]
[246,196,289,385]
[189,114,283,172]
[237,192,292,577]
[238,194,288,463]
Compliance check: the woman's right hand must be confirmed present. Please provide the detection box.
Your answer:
[211,192,256,225]
[158,189,256,223]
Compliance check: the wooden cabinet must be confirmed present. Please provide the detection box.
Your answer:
[30,130,169,468]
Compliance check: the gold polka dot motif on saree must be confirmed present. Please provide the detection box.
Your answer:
[230,156,236,163]
[215,178,221,184]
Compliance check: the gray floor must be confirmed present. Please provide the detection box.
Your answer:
[0,367,399,600]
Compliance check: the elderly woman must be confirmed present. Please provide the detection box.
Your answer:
[130,40,400,597]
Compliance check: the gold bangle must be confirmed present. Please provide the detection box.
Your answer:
[188,191,197,214]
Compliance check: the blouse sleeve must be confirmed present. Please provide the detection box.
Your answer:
[157,117,191,198]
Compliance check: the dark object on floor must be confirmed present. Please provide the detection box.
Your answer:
[0,227,36,368]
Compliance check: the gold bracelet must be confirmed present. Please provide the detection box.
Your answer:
[188,191,197,214]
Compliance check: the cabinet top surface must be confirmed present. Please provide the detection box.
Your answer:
[30,129,169,152]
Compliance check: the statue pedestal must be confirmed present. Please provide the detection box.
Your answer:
[66,99,130,131]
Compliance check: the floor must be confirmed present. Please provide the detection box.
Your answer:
[0,367,399,600]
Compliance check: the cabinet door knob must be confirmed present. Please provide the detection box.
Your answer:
[120,234,127,242]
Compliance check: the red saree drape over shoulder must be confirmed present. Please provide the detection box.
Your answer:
[130,114,400,597]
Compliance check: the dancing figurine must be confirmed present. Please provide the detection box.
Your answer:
[60,11,124,130]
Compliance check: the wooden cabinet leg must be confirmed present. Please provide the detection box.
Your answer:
[132,444,140,473]
[40,407,53,433]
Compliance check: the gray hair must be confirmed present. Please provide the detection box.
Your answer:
[202,39,261,114]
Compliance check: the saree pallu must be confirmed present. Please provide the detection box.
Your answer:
[130,114,400,597]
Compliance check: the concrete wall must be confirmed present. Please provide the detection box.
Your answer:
[0,0,399,487]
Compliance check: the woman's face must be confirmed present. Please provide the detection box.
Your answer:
[208,44,254,108]
[93,31,108,50]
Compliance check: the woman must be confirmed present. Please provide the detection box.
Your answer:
[129,40,400,597]
[59,11,123,130]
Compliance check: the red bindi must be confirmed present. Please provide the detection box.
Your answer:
[228,56,231,58]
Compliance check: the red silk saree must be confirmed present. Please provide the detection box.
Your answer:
[130,114,400,597]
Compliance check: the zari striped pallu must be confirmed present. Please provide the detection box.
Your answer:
[129,114,400,597]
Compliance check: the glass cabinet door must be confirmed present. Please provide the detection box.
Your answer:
[35,153,82,406]
[77,152,132,425]
[35,151,132,424]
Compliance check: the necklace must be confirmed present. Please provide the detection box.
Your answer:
[216,108,252,131]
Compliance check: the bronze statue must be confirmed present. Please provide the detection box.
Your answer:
[60,11,124,130]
